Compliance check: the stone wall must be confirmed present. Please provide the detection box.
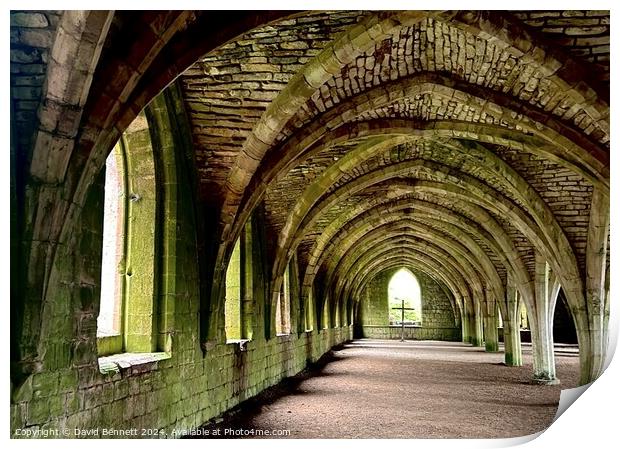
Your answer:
[11,327,351,438]
[357,267,460,340]
[362,326,461,341]
[9,10,610,435]
[10,87,352,438]
[417,271,458,328]
[358,270,390,326]
[10,11,61,159]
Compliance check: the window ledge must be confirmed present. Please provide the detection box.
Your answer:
[226,339,251,351]
[98,352,171,375]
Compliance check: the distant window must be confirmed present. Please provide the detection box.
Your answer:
[275,263,292,335]
[519,300,529,329]
[305,290,314,332]
[388,268,422,325]
[322,297,330,329]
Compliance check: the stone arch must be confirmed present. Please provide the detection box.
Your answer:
[220,11,433,232]
[353,253,468,315]
[222,13,609,248]
[276,137,588,281]
[299,188,535,336]
[326,219,487,288]
[280,153,580,364]
[278,159,578,305]
[350,252,478,341]
[326,163,569,283]
[212,19,610,341]
[302,194,526,298]
[346,243,488,343]
[228,73,609,267]
[325,220,501,307]
[267,124,589,320]
[15,10,298,372]
[342,240,476,313]
[334,235,481,312]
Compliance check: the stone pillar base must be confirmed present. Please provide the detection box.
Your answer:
[503,354,522,367]
[470,337,483,347]
[485,341,499,352]
[531,376,560,386]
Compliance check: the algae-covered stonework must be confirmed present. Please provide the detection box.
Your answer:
[10,10,610,438]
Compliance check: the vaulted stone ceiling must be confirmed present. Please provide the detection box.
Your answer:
[8,9,612,394]
[176,10,609,328]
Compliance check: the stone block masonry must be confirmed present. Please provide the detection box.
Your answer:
[9,86,353,439]
[10,11,61,164]
[11,328,351,438]
[362,326,461,341]
[9,9,611,438]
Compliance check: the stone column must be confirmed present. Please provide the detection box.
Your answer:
[581,187,610,384]
[532,253,560,384]
[503,279,522,366]
[483,293,499,352]
[461,300,471,344]
[471,297,484,347]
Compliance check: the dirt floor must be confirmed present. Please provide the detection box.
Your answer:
[195,339,580,439]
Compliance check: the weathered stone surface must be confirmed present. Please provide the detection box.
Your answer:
[10,9,610,439]
[19,29,55,48]
[11,12,49,28]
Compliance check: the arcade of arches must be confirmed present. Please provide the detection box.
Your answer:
[10,9,610,438]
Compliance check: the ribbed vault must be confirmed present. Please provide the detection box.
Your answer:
[180,10,609,385]
[11,8,616,438]
[12,10,610,389]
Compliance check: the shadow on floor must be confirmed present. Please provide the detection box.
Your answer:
[186,345,348,439]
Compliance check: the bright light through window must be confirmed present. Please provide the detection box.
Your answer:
[98,149,124,337]
[388,268,422,324]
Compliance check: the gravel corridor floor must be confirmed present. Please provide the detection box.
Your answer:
[195,339,580,439]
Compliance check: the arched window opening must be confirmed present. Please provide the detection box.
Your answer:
[388,268,422,325]
[225,220,254,342]
[97,118,158,356]
[98,144,126,339]
[225,238,242,341]
[275,262,291,335]
[519,300,529,330]
[97,105,177,359]
[332,300,339,328]
[322,296,330,329]
[305,290,314,332]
